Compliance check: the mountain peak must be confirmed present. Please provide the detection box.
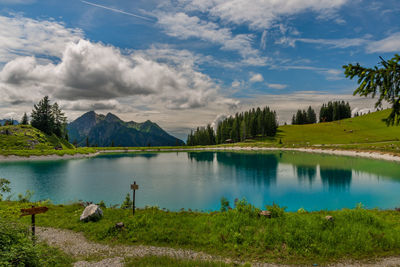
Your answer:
[105,112,122,123]
[67,112,184,147]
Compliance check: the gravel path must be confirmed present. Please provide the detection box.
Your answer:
[37,227,400,267]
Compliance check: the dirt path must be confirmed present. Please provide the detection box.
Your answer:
[36,227,249,266]
[37,227,400,267]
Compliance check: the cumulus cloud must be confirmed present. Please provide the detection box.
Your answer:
[0,15,83,63]
[0,14,241,113]
[249,73,264,83]
[0,40,223,109]
[210,114,227,130]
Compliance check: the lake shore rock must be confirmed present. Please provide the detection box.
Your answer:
[80,204,103,222]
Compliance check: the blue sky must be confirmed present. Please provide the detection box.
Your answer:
[0,0,399,139]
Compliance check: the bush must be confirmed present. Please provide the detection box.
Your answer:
[0,219,73,266]
[121,193,133,209]
[220,197,230,212]
[266,202,286,218]
[17,190,34,203]
[0,220,39,266]
[0,178,10,201]
[97,200,106,209]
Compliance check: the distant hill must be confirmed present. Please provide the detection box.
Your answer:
[276,109,400,145]
[67,111,184,147]
[0,119,19,126]
[0,125,73,150]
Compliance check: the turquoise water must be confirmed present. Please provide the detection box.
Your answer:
[1,151,400,211]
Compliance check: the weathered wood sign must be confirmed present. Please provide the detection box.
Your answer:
[130,183,139,190]
[20,206,48,244]
[131,181,139,215]
[20,206,48,216]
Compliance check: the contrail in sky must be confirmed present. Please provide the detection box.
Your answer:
[81,0,154,22]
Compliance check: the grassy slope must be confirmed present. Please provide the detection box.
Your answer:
[227,109,400,154]
[0,125,99,156]
[3,201,400,265]
[0,125,74,150]
[277,109,400,145]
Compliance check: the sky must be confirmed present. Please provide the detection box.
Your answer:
[0,0,399,140]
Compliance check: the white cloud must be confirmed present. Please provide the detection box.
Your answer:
[0,15,83,63]
[179,0,348,30]
[278,32,400,54]
[157,12,266,65]
[288,37,367,48]
[0,15,240,113]
[0,40,223,110]
[267,83,287,90]
[210,114,227,130]
[231,80,242,88]
[366,32,400,53]
[0,0,35,3]
[59,99,120,111]
[260,30,267,50]
[276,65,344,80]
[249,73,263,83]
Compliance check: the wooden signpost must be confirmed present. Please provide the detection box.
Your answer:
[21,206,48,244]
[130,181,139,215]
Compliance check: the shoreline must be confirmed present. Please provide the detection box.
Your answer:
[0,152,99,162]
[0,147,399,162]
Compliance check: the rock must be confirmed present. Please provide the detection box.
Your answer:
[80,204,103,222]
[259,210,271,218]
[115,222,124,229]
[325,215,334,221]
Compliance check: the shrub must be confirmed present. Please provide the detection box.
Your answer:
[0,219,39,266]
[97,200,106,209]
[220,197,230,212]
[17,190,34,203]
[0,178,10,201]
[266,202,286,218]
[121,193,133,209]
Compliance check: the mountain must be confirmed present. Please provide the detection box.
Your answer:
[67,111,184,147]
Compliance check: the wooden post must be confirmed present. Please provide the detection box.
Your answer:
[31,207,35,244]
[20,206,48,245]
[131,181,139,215]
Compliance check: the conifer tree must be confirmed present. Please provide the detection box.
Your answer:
[21,113,29,125]
[31,96,54,135]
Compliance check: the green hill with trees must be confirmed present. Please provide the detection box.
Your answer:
[0,124,74,150]
[242,109,400,148]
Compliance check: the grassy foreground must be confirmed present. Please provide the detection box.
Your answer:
[2,201,400,265]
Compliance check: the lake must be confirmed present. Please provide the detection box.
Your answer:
[1,151,400,211]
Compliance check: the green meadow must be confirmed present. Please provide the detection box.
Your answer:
[2,201,400,265]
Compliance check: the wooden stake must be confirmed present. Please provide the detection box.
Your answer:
[131,181,139,215]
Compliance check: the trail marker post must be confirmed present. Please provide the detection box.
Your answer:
[130,181,139,215]
[20,206,48,245]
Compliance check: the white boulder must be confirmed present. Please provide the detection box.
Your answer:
[80,204,103,222]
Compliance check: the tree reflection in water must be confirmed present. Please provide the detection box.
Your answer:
[320,168,352,190]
